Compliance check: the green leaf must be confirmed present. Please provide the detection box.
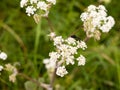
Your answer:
[24,81,37,90]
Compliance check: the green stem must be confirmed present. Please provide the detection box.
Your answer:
[0,21,27,60]
[34,17,41,77]
[114,48,120,89]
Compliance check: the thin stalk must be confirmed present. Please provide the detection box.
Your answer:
[114,49,120,89]
[18,72,50,89]
[84,36,90,42]
[0,21,27,60]
[50,68,57,89]
[46,17,54,32]
[34,18,41,77]
[69,26,82,37]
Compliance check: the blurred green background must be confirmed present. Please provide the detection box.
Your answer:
[0,0,120,90]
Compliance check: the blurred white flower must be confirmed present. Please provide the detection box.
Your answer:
[20,0,28,8]
[53,36,64,46]
[56,66,68,77]
[48,32,56,39]
[80,12,88,21]
[65,56,74,65]
[0,65,3,71]
[26,6,36,16]
[77,55,86,66]
[97,5,107,11]
[87,5,96,12]
[100,16,115,32]
[49,52,60,62]
[9,73,17,83]
[77,41,87,50]
[0,52,7,60]
[30,0,38,4]
[43,58,56,73]
[65,37,76,45]
[5,63,18,83]
[37,1,48,11]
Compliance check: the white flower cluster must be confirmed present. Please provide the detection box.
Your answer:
[0,51,7,72]
[80,5,115,40]
[5,64,18,83]
[20,0,56,17]
[43,32,87,77]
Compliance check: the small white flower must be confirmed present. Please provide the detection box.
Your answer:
[0,65,3,71]
[66,56,74,65]
[37,1,48,11]
[26,6,36,16]
[77,41,87,50]
[46,0,56,5]
[9,73,17,83]
[43,58,50,64]
[20,0,28,8]
[48,32,56,39]
[100,24,109,32]
[30,0,38,4]
[89,11,98,18]
[92,17,101,27]
[107,16,115,27]
[43,58,56,72]
[56,66,68,77]
[77,55,86,66]
[80,12,88,21]
[68,46,77,54]
[0,52,7,60]
[5,63,18,83]
[98,5,107,11]
[5,63,14,71]
[65,37,76,45]
[5,64,18,73]
[53,36,64,46]
[49,52,60,62]
[100,16,115,32]
[58,44,71,56]
[87,5,96,12]
[98,9,107,17]
[47,62,56,70]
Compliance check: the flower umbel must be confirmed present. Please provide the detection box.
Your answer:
[20,0,56,17]
[80,5,115,40]
[26,6,36,16]
[5,63,18,83]
[43,32,87,77]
